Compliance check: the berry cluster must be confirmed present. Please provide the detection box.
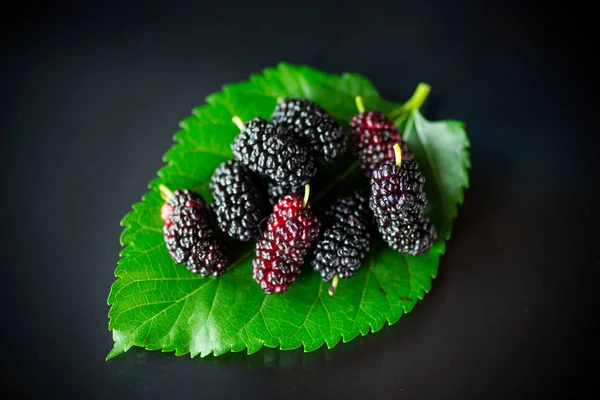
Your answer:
[159,96,436,295]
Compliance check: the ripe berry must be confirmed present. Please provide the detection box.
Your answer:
[389,219,437,256]
[349,99,414,178]
[209,160,269,241]
[231,117,317,187]
[264,192,320,263]
[311,191,371,292]
[160,185,228,277]
[252,187,320,294]
[271,98,346,163]
[252,238,300,294]
[369,145,436,255]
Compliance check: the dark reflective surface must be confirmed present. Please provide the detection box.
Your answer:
[2,0,598,398]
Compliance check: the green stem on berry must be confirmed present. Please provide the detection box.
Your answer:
[388,82,431,119]
[355,96,365,113]
[232,116,244,131]
[276,96,284,104]
[159,184,173,201]
[393,143,402,167]
[303,184,311,208]
[328,275,339,296]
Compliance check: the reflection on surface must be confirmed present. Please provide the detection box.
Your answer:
[107,316,415,372]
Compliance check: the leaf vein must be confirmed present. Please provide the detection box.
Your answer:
[231,296,267,338]
[350,254,374,333]
[111,279,214,345]
[290,289,320,340]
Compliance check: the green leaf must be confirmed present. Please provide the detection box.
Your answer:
[106,63,470,359]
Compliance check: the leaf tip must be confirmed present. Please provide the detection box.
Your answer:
[106,347,123,361]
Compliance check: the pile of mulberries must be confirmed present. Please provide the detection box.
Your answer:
[158,96,437,295]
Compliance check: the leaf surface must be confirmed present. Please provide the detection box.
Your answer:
[107,63,470,359]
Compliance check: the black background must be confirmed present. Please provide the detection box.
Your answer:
[2,0,598,398]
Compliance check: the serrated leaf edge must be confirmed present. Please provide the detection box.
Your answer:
[106,63,469,359]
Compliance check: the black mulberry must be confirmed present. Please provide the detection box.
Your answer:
[160,186,228,277]
[369,146,436,255]
[209,160,269,241]
[272,98,346,163]
[311,191,371,287]
[231,117,317,187]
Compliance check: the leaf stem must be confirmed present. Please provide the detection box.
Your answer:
[232,116,244,131]
[313,161,360,204]
[355,96,365,113]
[159,184,173,201]
[388,82,431,119]
[303,184,310,207]
[393,143,402,167]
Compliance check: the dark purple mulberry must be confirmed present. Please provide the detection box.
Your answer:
[231,117,317,187]
[271,98,347,163]
[161,187,228,277]
[311,191,371,282]
[349,111,414,178]
[209,160,269,241]
[369,150,436,256]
